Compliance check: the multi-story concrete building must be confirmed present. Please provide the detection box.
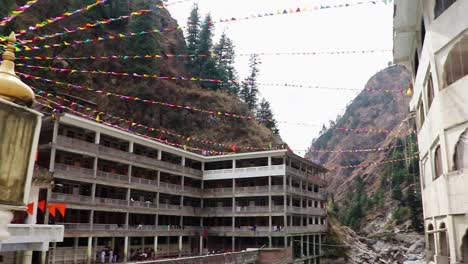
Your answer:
[393,0,468,263]
[36,113,328,264]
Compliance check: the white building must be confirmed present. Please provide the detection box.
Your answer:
[393,0,468,263]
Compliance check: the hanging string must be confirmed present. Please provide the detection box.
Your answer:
[11,49,392,61]
[35,97,231,155]
[19,72,416,135]
[15,9,152,44]
[16,63,404,93]
[15,0,108,37]
[0,0,40,28]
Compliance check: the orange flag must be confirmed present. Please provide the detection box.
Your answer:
[38,200,46,213]
[55,204,67,218]
[48,204,56,218]
[27,202,34,215]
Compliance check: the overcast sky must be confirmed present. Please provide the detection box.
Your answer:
[165,0,394,155]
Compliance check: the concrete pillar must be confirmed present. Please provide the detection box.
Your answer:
[126,188,131,206]
[89,210,94,230]
[157,150,162,160]
[201,162,205,171]
[154,236,159,257]
[181,156,185,166]
[269,236,272,248]
[123,236,129,262]
[232,159,236,169]
[127,165,132,184]
[129,141,134,153]
[301,236,304,258]
[232,236,235,252]
[73,237,79,263]
[447,215,459,262]
[86,236,92,264]
[157,171,161,187]
[268,156,272,167]
[92,238,97,264]
[90,183,96,203]
[307,235,310,257]
[178,236,183,256]
[93,157,98,178]
[199,236,204,255]
[94,131,100,144]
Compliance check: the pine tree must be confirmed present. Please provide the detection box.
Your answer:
[240,55,261,112]
[214,33,239,93]
[124,1,160,74]
[196,14,220,89]
[186,4,200,71]
[257,98,279,134]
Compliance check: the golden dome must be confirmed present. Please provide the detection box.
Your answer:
[0,32,34,107]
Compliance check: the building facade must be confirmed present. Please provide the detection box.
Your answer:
[36,113,328,264]
[393,0,468,263]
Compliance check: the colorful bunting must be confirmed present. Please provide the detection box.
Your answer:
[15,9,152,44]
[55,203,67,218]
[36,99,231,155]
[11,49,391,62]
[7,0,391,52]
[327,154,418,171]
[15,0,108,36]
[48,204,56,217]
[0,0,40,28]
[16,63,404,93]
[35,90,272,151]
[20,72,416,135]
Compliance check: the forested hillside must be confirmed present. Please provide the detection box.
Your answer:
[1,0,281,154]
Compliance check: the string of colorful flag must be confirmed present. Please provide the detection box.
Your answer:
[36,98,231,155]
[327,155,418,170]
[35,89,276,152]
[0,0,40,27]
[2,0,392,52]
[16,63,403,93]
[214,0,391,24]
[15,0,108,37]
[11,49,391,61]
[35,88,420,154]
[37,97,420,169]
[26,200,67,218]
[20,72,416,135]
[15,9,152,45]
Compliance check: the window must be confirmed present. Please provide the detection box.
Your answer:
[434,146,443,179]
[443,34,468,87]
[454,129,468,170]
[417,101,425,130]
[434,0,457,19]
[426,73,435,110]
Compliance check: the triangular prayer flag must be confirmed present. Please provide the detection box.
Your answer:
[27,202,34,215]
[38,200,46,212]
[48,204,56,217]
[55,204,67,218]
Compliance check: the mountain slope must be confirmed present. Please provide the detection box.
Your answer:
[306,65,412,201]
[1,0,281,154]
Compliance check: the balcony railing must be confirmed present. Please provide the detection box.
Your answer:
[203,165,286,180]
[131,200,158,209]
[54,163,94,180]
[95,197,128,206]
[50,193,93,204]
[183,186,202,196]
[204,187,233,194]
[58,223,92,231]
[159,182,182,192]
[96,170,129,183]
[98,145,131,160]
[56,135,98,153]
[0,224,64,252]
[131,176,158,187]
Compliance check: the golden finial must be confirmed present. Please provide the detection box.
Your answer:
[406,82,413,97]
[0,32,35,107]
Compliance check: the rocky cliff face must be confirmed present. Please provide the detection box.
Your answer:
[306,65,412,201]
[1,0,280,154]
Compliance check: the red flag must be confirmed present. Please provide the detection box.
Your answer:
[38,200,46,213]
[27,202,34,215]
[55,204,67,218]
[48,204,56,218]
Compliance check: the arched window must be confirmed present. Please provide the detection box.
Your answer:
[434,146,443,179]
[443,34,468,87]
[454,129,468,170]
[426,73,435,110]
[439,223,449,257]
[427,224,435,261]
